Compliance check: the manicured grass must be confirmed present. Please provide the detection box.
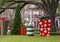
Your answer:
[57,28,60,32]
[0,34,60,42]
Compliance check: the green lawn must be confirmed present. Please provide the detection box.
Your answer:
[0,34,60,42]
[57,28,60,32]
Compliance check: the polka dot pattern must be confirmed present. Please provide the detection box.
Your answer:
[40,28,43,31]
[38,19,52,36]
[39,22,42,25]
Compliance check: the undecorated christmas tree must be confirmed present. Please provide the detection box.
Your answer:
[11,4,22,35]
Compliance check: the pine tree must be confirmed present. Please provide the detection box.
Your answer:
[11,4,22,35]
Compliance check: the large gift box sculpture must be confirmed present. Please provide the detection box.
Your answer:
[20,26,26,35]
[38,15,52,36]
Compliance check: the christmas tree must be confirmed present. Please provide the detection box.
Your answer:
[11,4,22,35]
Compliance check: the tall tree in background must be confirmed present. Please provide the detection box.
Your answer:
[0,0,59,32]
[39,0,59,32]
[11,4,22,35]
[14,0,59,32]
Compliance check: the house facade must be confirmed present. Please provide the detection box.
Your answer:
[56,17,60,28]
[21,4,44,29]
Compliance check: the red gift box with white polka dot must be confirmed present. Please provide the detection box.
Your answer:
[38,19,52,36]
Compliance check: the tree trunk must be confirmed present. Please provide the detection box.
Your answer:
[50,0,59,32]
[51,13,56,32]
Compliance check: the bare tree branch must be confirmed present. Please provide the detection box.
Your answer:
[51,0,55,6]
[20,3,27,10]
[46,0,51,6]
[0,2,15,14]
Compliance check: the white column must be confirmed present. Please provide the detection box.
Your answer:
[58,20,60,28]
